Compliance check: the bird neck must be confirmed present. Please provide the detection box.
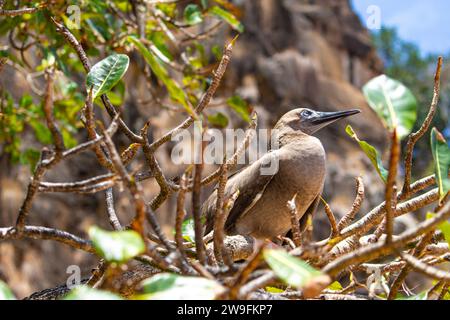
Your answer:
[271,126,310,148]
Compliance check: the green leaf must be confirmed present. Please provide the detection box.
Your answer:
[201,0,208,10]
[397,291,428,300]
[226,95,250,122]
[86,54,129,99]
[363,74,417,139]
[184,4,203,25]
[431,128,450,201]
[265,286,284,293]
[208,112,229,128]
[327,281,343,291]
[88,226,145,263]
[19,148,41,171]
[29,120,53,145]
[209,6,244,33]
[0,281,16,300]
[136,273,224,300]
[263,249,323,289]
[181,218,196,243]
[64,286,122,300]
[128,36,193,114]
[346,125,388,183]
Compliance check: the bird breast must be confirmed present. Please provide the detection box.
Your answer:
[234,136,326,239]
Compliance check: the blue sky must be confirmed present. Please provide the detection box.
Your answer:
[351,0,450,55]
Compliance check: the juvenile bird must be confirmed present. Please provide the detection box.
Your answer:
[202,108,360,240]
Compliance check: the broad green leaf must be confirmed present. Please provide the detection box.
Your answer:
[0,281,15,300]
[226,95,250,122]
[128,36,193,114]
[346,125,388,183]
[363,74,417,139]
[181,218,196,243]
[431,128,450,200]
[136,273,224,300]
[263,249,323,289]
[88,226,145,263]
[397,291,428,300]
[209,6,244,33]
[86,54,129,98]
[184,4,203,25]
[64,286,122,300]
[208,112,229,128]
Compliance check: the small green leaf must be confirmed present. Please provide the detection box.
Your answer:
[128,36,193,115]
[327,281,343,291]
[86,54,129,98]
[263,249,323,289]
[431,128,450,201]
[88,226,145,263]
[208,112,229,128]
[346,125,388,183]
[29,120,53,145]
[19,148,40,171]
[181,218,196,243]
[397,291,428,300]
[226,95,250,122]
[209,6,244,33]
[363,75,417,139]
[265,286,284,293]
[184,4,203,25]
[136,273,224,300]
[64,286,122,300]
[0,281,16,300]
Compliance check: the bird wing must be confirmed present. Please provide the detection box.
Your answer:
[203,151,278,235]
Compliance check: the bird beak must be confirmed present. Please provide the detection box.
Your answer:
[307,108,360,133]
[311,109,361,126]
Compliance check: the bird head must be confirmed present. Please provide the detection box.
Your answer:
[275,108,361,135]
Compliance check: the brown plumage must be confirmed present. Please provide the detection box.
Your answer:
[202,107,360,240]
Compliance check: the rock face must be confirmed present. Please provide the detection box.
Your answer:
[224,0,387,236]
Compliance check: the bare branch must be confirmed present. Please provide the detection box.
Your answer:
[402,57,443,196]
[337,177,364,231]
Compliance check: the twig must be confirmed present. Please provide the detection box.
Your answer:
[323,201,450,277]
[42,68,65,154]
[174,173,191,271]
[148,38,236,152]
[400,251,450,281]
[402,57,442,197]
[339,187,439,239]
[192,129,207,265]
[385,129,400,244]
[105,188,122,230]
[388,231,434,299]
[15,149,52,231]
[321,197,339,238]
[0,226,94,253]
[337,177,364,231]
[287,194,302,247]
[228,243,265,299]
[213,164,229,265]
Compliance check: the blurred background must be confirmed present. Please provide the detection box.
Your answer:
[0,0,448,298]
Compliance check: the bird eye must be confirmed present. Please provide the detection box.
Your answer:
[301,110,312,118]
